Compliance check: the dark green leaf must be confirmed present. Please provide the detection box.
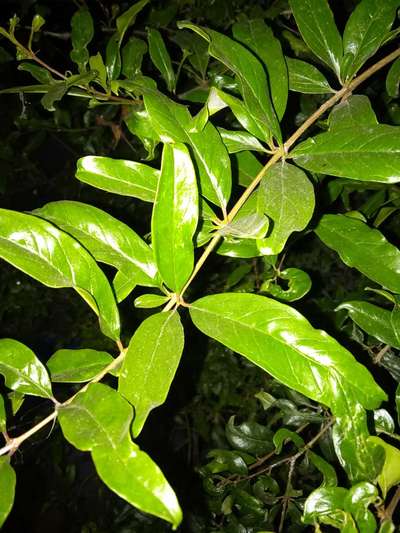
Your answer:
[41,82,68,111]
[386,57,400,98]
[329,95,378,130]
[315,214,400,293]
[273,428,304,453]
[226,416,273,455]
[116,0,149,44]
[286,57,334,94]
[0,458,16,528]
[106,34,121,81]
[89,53,107,90]
[47,348,114,383]
[261,268,312,302]
[205,449,251,475]
[124,106,159,160]
[309,452,338,487]
[122,37,147,79]
[148,29,175,93]
[70,7,93,72]
[119,311,184,436]
[18,62,55,84]
[173,30,209,78]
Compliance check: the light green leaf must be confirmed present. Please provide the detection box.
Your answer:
[303,487,352,528]
[179,23,281,144]
[122,37,147,79]
[0,458,16,528]
[220,192,268,240]
[47,348,114,383]
[119,311,184,436]
[34,200,159,287]
[0,339,52,398]
[148,29,176,93]
[292,125,400,183]
[328,95,378,130]
[0,209,120,340]
[89,53,107,90]
[368,436,400,497]
[113,271,136,303]
[70,7,94,72]
[116,0,149,45]
[257,162,315,255]
[344,482,378,533]
[286,57,334,94]
[374,409,395,435]
[217,237,262,258]
[134,294,169,308]
[315,214,400,293]
[386,57,400,98]
[234,151,263,188]
[0,395,6,433]
[152,143,198,292]
[289,0,343,77]
[218,128,267,154]
[396,384,400,425]
[232,19,288,120]
[341,0,400,81]
[76,155,159,202]
[336,301,400,349]
[189,293,386,410]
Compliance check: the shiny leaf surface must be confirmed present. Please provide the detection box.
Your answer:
[261,268,312,302]
[134,294,169,308]
[286,57,334,94]
[218,128,267,154]
[0,458,16,528]
[226,416,273,455]
[148,29,176,93]
[47,348,114,383]
[368,436,400,497]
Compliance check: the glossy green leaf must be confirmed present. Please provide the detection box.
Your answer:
[257,162,315,255]
[261,268,312,302]
[309,452,338,487]
[232,19,288,120]
[218,128,267,154]
[217,237,262,258]
[106,34,121,81]
[76,155,159,202]
[152,143,198,292]
[47,348,114,383]
[379,520,396,533]
[41,82,68,112]
[116,0,149,45]
[122,37,147,79]
[70,7,94,72]
[386,57,400,98]
[144,91,231,210]
[368,436,400,497]
[391,305,400,348]
[189,293,386,410]
[337,301,400,349]
[9,392,24,416]
[303,487,350,528]
[315,214,400,293]
[344,482,378,533]
[205,449,251,475]
[113,270,137,303]
[0,395,6,433]
[134,294,169,308]
[234,151,263,188]
[226,416,273,455]
[220,192,268,240]
[286,57,334,94]
[179,23,281,144]
[289,0,343,77]
[173,30,209,78]
[34,200,158,287]
[119,311,184,436]
[89,53,107,90]
[341,0,400,81]
[329,95,378,130]
[59,383,182,527]
[0,339,52,398]
[374,409,395,435]
[292,125,400,183]
[273,428,304,453]
[148,29,176,93]
[124,106,159,160]
[0,458,16,528]
[18,62,54,84]
[0,209,120,340]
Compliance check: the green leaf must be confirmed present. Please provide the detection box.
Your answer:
[225,416,273,455]
[70,7,94,72]
[189,293,386,410]
[119,311,184,436]
[292,125,400,183]
[47,348,115,383]
[89,53,107,91]
[303,487,350,528]
[289,0,343,77]
[148,29,176,93]
[336,301,400,349]
[286,57,334,94]
[179,23,281,144]
[344,482,378,533]
[18,62,55,84]
[328,95,378,130]
[124,106,159,160]
[134,294,169,308]
[374,409,395,435]
[273,428,304,453]
[386,57,400,98]
[59,383,181,528]
[0,458,16,528]
[257,162,315,255]
[34,200,159,287]
[217,237,262,258]
[0,339,52,398]
[309,452,338,487]
[218,128,267,154]
[76,155,159,202]
[0,209,120,340]
[152,143,198,292]
[261,268,312,302]
[341,0,400,81]
[205,449,251,475]
[0,395,6,433]
[315,214,400,293]
[106,34,121,81]
[122,37,147,79]
[232,19,288,120]
[41,82,68,112]
[116,0,149,45]
[368,436,400,497]
[173,30,209,78]
[234,151,263,188]
[113,270,137,303]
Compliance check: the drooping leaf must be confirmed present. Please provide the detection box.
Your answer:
[273,428,304,453]
[18,62,55,84]
[148,29,176,93]
[257,162,315,255]
[119,311,184,436]
[189,293,386,410]
[70,7,94,72]
[315,214,400,293]
[232,19,288,120]
[47,348,115,383]
[152,143,198,292]
[0,339,52,398]
[124,106,159,160]
[289,0,343,77]
[0,209,120,340]
[122,37,147,79]
[341,0,400,81]
[34,200,159,287]
[286,57,334,94]
[106,33,121,81]
[336,301,400,349]
[0,458,16,528]
[309,452,338,487]
[292,125,400,183]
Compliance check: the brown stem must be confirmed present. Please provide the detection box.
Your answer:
[382,485,400,523]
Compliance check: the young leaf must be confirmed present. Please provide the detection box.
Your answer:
[0,339,53,398]
[89,53,107,90]
[152,143,198,292]
[70,7,94,72]
[134,294,169,308]
[336,301,400,349]
[289,0,343,77]
[148,29,176,93]
[292,125,400,183]
[0,396,6,433]
[232,19,288,120]
[119,311,184,436]
[315,214,400,293]
[286,57,334,94]
[0,209,120,340]
[34,200,159,287]
[257,162,315,255]
[122,37,147,79]
[189,293,386,410]
[0,458,16,528]
[47,348,115,383]
[341,0,400,81]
